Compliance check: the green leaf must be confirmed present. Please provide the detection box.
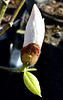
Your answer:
[26,68,37,72]
[23,71,42,97]
[16,29,25,34]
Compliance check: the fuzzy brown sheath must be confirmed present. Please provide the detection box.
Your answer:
[21,43,40,66]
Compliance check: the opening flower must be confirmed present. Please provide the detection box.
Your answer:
[21,4,45,66]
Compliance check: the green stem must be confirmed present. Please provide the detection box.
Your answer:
[0,66,17,72]
[0,0,10,24]
[0,65,37,73]
[0,0,25,36]
[0,65,29,73]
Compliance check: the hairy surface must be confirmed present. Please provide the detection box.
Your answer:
[21,43,40,66]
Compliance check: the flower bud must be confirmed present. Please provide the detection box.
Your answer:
[21,4,45,66]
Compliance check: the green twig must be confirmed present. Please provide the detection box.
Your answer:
[0,0,25,36]
[0,66,18,72]
[0,64,29,72]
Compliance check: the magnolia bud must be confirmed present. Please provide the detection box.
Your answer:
[21,4,45,66]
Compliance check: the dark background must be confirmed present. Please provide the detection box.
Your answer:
[0,0,63,100]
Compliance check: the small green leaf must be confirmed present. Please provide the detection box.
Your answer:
[16,29,25,34]
[26,68,37,72]
[23,71,42,97]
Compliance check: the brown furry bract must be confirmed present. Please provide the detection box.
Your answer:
[21,43,40,66]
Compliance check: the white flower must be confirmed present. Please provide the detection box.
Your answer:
[23,4,45,49]
[21,4,45,66]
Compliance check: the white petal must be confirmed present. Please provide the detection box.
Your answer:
[23,4,45,49]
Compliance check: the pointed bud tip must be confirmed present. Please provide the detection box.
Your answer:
[32,4,43,18]
[39,94,42,97]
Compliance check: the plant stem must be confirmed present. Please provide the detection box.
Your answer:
[0,0,10,24]
[0,0,25,36]
[0,65,28,73]
[0,66,19,72]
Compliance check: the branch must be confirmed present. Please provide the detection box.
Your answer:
[0,0,10,24]
[0,0,25,36]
